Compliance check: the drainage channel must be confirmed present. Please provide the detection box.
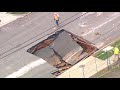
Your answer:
[27,30,97,76]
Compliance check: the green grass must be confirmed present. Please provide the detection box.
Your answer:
[95,50,113,60]
[95,39,120,60]
[7,12,29,14]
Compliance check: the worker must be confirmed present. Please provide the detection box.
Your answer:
[113,45,119,62]
[54,13,60,27]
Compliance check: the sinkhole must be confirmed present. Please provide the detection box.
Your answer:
[27,29,97,76]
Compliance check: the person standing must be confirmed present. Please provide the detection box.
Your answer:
[54,13,60,27]
[113,45,119,62]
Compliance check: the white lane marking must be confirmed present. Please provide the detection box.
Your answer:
[81,13,120,36]
[5,58,46,78]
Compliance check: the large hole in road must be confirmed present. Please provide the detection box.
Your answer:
[27,30,97,76]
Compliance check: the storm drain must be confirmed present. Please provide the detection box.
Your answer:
[27,30,97,76]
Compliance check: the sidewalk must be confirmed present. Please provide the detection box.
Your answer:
[57,54,117,78]
[0,12,26,27]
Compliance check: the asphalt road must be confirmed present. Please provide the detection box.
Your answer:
[1,12,120,78]
[63,12,120,48]
[0,12,82,58]
[0,12,85,78]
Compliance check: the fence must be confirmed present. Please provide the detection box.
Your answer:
[57,44,120,78]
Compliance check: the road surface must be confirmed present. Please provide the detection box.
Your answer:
[0,12,120,78]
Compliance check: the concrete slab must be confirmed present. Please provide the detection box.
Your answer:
[51,31,83,61]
